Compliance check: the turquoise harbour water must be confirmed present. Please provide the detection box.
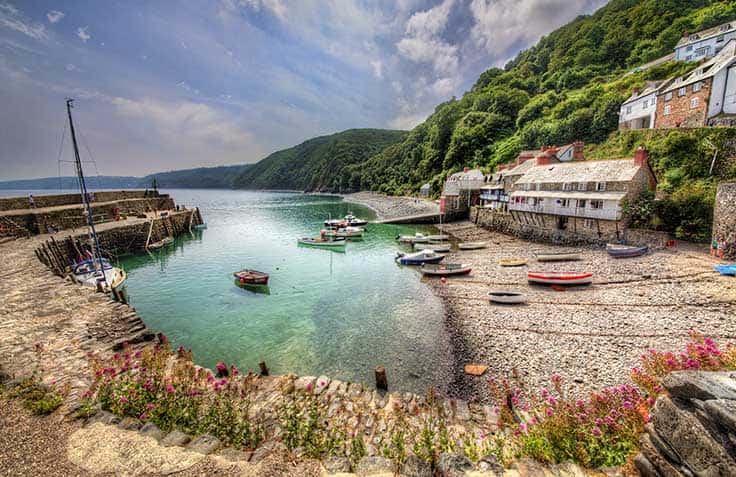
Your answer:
[118,189,453,394]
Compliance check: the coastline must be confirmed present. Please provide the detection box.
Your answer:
[431,221,736,401]
[341,191,439,221]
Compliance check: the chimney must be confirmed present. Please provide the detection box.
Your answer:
[634,147,649,167]
[536,151,553,166]
[573,141,585,161]
[463,166,470,173]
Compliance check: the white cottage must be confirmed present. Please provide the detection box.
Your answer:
[618,80,673,130]
[675,21,736,62]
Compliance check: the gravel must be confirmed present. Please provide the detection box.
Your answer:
[431,221,736,401]
[343,191,438,221]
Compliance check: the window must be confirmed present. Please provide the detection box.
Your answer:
[583,219,595,229]
[664,105,672,115]
[595,182,606,191]
[678,87,687,96]
[717,34,725,43]
[563,183,572,191]
[642,100,648,109]
[690,97,700,109]
[590,200,604,209]
[692,81,702,92]
[577,199,586,208]
[577,182,587,191]
[559,198,570,208]
[695,47,708,56]
[686,55,693,61]
[626,105,632,114]
[686,45,693,52]
[665,92,673,101]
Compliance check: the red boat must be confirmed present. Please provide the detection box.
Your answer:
[233,269,269,286]
[527,271,592,286]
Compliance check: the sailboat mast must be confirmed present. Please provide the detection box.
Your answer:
[66,98,108,288]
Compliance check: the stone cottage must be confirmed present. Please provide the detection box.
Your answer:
[507,147,657,241]
[655,39,736,129]
[440,167,485,216]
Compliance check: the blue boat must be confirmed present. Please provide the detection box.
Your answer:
[395,250,444,266]
[714,264,736,276]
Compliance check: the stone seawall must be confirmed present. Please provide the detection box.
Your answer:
[0,190,158,211]
[95,209,202,255]
[713,182,736,259]
[472,207,671,247]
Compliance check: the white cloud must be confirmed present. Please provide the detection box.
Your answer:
[0,3,47,40]
[388,112,428,130]
[395,0,459,76]
[46,10,64,24]
[241,0,288,20]
[77,26,90,42]
[370,60,383,79]
[65,63,80,72]
[431,77,459,97]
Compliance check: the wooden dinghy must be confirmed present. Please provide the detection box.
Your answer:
[499,258,527,267]
[397,233,429,244]
[298,236,346,248]
[606,244,648,258]
[395,250,443,266]
[420,263,471,276]
[233,269,269,285]
[147,236,174,250]
[414,243,451,253]
[528,271,593,286]
[535,250,582,262]
[427,234,450,242]
[458,242,487,250]
[715,264,736,276]
[488,290,527,304]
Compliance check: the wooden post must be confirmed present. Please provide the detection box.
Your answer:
[258,361,269,376]
[375,365,388,391]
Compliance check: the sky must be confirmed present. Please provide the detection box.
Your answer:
[0,0,607,180]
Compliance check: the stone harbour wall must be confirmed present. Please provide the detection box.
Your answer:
[94,209,201,255]
[0,190,160,211]
[636,371,736,477]
[713,182,736,260]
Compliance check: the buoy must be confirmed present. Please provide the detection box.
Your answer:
[239,278,245,283]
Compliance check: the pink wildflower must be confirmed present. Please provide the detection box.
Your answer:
[623,400,633,410]
[591,426,602,436]
[119,396,129,404]
[146,403,155,411]
[547,396,556,406]
[545,408,554,417]
[216,362,227,372]
[306,382,313,392]
[165,384,175,394]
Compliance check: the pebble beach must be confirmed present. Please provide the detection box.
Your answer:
[429,221,736,401]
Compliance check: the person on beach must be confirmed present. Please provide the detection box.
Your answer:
[712,236,719,257]
[28,194,35,208]
[718,235,726,259]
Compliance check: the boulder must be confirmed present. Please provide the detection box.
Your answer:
[118,417,142,431]
[294,376,317,393]
[139,422,164,441]
[436,452,473,476]
[87,410,121,426]
[478,454,504,475]
[161,430,191,447]
[250,440,289,463]
[217,447,252,462]
[323,456,352,473]
[663,371,736,401]
[402,453,431,477]
[314,376,331,395]
[704,399,736,434]
[186,434,221,454]
[355,456,395,476]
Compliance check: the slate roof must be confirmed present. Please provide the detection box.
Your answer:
[676,21,735,48]
[663,39,736,92]
[502,158,540,177]
[621,80,671,104]
[514,159,643,185]
[512,190,627,201]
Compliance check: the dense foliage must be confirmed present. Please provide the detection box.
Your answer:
[347,0,736,196]
[232,129,407,192]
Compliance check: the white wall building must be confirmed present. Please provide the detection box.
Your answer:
[618,81,671,130]
[674,21,736,62]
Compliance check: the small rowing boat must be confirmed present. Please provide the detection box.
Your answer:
[606,244,648,258]
[395,250,443,265]
[324,226,364,238]
[298,236,346,248]
[427,234,449,242]
[414,243,451,253]
[397,233,429,244]
[488,290,527,304]
[233,269,269,285]
[528,271,593,286]
[458,242,487,250]
[535,251,582,262]
[715,264,736,276]
[148,236,174,250]
[344,213,368,226]
[499,258,527,267]
[420,263,471,276]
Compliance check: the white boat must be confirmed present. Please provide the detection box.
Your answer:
[527,271,593,286]
[488,290,527,304]
[147,236,174,250]
[427,234,450,242]
[458,242,487,250]
[535,250,582,262]
[421,263,472,276]
[414,243,451,253]
[344,213,368,226]
[395,250,444,265]
[298,236,347,248]
[397,233,429,244]
[324,226,364,238]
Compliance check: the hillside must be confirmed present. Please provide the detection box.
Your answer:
[0,165,249,191]
[232,129,407,192]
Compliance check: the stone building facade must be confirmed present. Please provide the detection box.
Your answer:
[654,77,712,128]
[713,181,736,259]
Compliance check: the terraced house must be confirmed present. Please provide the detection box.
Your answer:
[654,39,736,128]
[674,21,736,62]
[507,147,657,241]
[618,80,673,130]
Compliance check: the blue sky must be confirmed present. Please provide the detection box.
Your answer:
[0,0,606,180]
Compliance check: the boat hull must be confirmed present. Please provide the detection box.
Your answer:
[396,253,444,266]
[298,238,346,248]
[606,245,648,258]
[413,243,451,253]
[528,272,593,286]
[458,242,487,250]
[535,252,581,262]
[488,291,527,304]
[233,269,270,285]
[499,259,527,267]
[421,264,471,276]
[715,265,736,276]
